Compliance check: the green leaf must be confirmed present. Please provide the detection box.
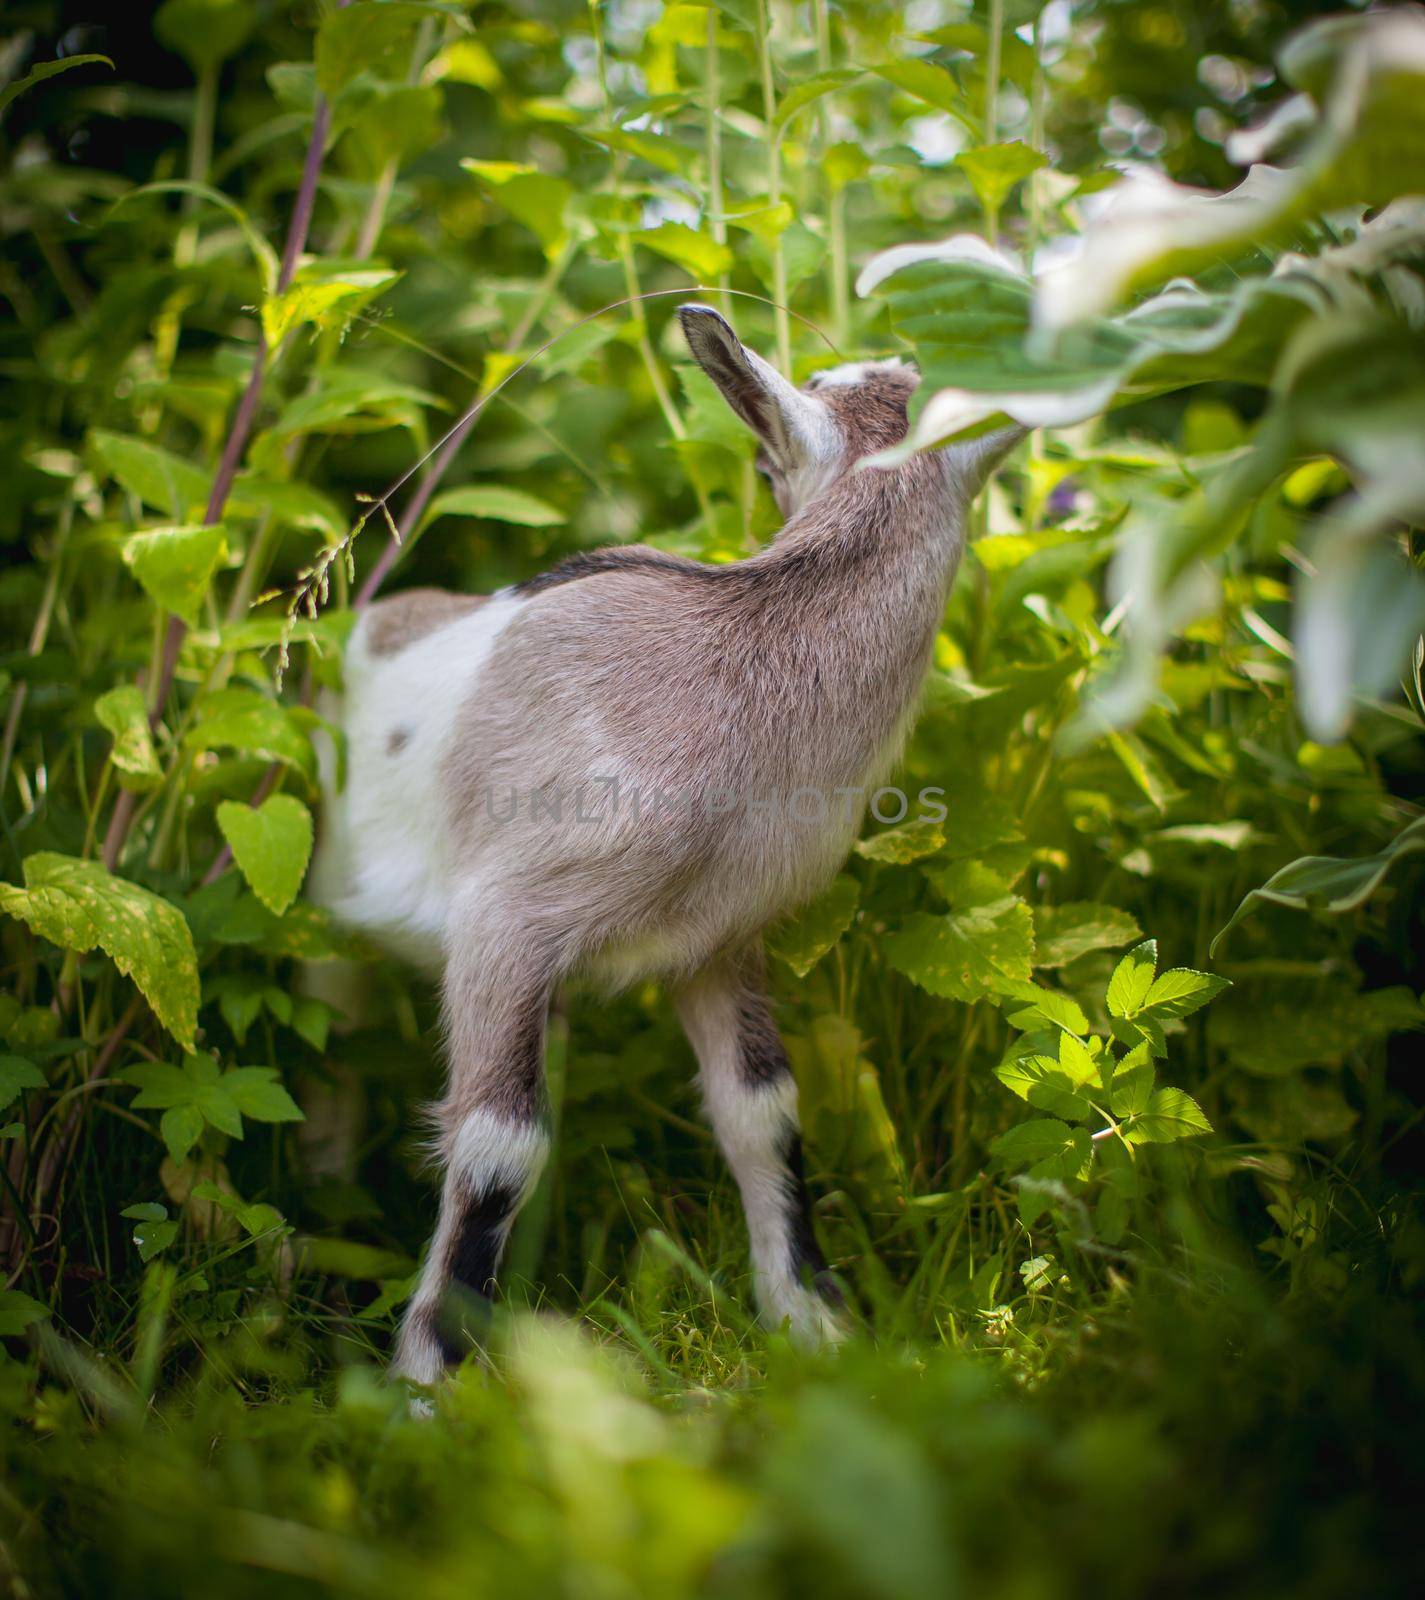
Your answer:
[160,1104,205,1163]
[1141,968,1231,1021]
[774,70,865,128]
[216,794,313,916]
[154,0,254,72]
[0,54,112,119]
[185,689,316,785]
[1127,1087,1213,1144]
[875,60,971,122]
[766,875,859,978]
[1033,903,1142,968]
[315,0,428,96]
[994,1055,1093,1122]
[121,525,228,627]
[262,266,398,347]
[0,1056,44,1112]
[290,998,334,1054]
[633,222,733,281]
[1109,1045,1155,1118]
[0,854,198,1049]
[582,126,694,176]
[1000,983,1090,1037]
[883,898,1035,1003]
[207,974,263,1045]
[1036,8,1425,327]
[222,1068,303,1124]
[421,485,566,530]
[461,160,572,257]
[991,1117,1076,1167]
[94,686,161,789]
[1211,980,1424,1075]
[1107,940,1158,1019]
[856,814,945,864]
[0,1289,50,1337]
[1056,1031,1100,1089]
[956,142,1047,215]
[1213,816,1425,954]
[91,431,210,519]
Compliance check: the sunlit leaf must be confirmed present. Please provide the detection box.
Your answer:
[0,855,198,1049]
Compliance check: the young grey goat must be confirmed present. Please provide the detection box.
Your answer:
[310,306,1021,1383]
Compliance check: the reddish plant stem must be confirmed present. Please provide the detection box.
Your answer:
[101,97,332,873]
[353,409,480,609]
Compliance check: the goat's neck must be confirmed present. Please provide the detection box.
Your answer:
[767,450,968,647]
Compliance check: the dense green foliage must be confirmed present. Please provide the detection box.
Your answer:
[2,1,1423,1595]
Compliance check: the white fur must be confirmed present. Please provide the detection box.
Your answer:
[808,357,908,388]
[446,1107,550,1198]
[320,596,526,969]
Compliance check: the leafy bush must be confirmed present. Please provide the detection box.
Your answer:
[1,1,1422,1595]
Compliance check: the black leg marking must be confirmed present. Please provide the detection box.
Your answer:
[783,1132,842,1304]
[432,1180,519,1365]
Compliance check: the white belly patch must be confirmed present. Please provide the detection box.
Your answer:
[315,596,525,970]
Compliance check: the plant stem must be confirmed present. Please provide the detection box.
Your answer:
[814,0,849,347]
[985,0,1003,146]
[99,90,335,875]
[754,0,791,374]
[353,238,575,608]
[704,6,729,318]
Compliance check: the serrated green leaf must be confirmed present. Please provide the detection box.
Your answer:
[160,1104,204,1163]
[263,267,398,348]
[1056,1031,1100,1088]
[222,1068,303,1124]
[956,141,1048,215]
[1142,968,1231,1021]
[1109,1054,1155,1118]
[1127,1087,1213,1143]
[290,998,334,1054]
[991,1117,1076,1167]
[121,524,229,627]
[857,814,945,864]
[0,1056,44,1111]
[0,1289,50,1337]
[883,898,1035,1003]
[766,875,859,978]
[1107,940,1158,1019]
[875,60,971,122]
[216,794,313,916]
[995,1055,1093,1121]
[0,854,198,1049]
[1033,902,1142,968]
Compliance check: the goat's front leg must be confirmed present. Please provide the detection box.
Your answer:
[676,944,845,1345]
[393,922,556,1385]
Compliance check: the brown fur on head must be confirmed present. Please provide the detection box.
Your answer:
[808,360,921,454]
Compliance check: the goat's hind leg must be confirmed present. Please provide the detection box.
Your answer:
[394,918,557,1386]
[676,945,845,1345]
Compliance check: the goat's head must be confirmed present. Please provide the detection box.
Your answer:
[678,304,917,518]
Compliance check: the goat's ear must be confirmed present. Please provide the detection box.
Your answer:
[677,304,828,464]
